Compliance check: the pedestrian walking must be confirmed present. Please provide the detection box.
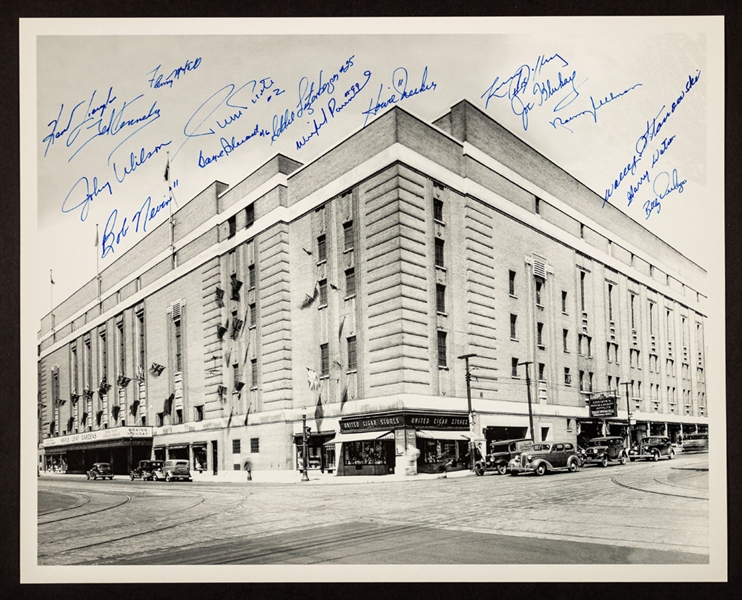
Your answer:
[243,458,252,481]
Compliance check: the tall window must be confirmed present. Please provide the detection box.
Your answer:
[535,197,541,214]
[607,283,614,321]
[433,198,444,222]
[510,314,517,339]
[246,204,255,228]
[251,359,258,388]
[511,357,519,378]
[564,367,572,386]
[345,268,356,297]
[509,270,516,296]
[248,264,256,289]
[580,271,586,312]
[117,320,125,375]
[318,279,328,306]
[563,329,569,352]
[137,311,145,370]
[343,221,354,251]
[561,290,568,313]
[99,329,107,381]
[649,302,655,335]
[174,318,182,372]
[84,337,92,389]
[71,345,79,392]
[437,331,447,367]
[538,362,546,381]
[436,284,446,314]
[535,281,543,305]
[317,234,327,263]
[347,336,357,371]
[537,322,544,346]
[630,294,636,329]
[434,238,445,268]
[249,303,257,327]
[228,214,236,239]
[320,343,329,377]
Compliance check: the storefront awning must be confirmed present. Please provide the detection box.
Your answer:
[323,430,394,445]
[416,430,471,441]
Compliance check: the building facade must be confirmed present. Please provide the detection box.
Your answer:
[37,100,709,477]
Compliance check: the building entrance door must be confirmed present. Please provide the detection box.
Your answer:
[212,441,218,475]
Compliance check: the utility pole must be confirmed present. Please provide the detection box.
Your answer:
[519,361,535,441]
[620,382,633,446]
[457,353,478,471]
[301,410,310,482]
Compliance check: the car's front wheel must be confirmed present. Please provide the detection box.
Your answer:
[601,457,609,468]
[474,463,485,476]
[669,450,675,460]
[620,454,627,465]
[496,463,508,476]
[86,472,90,480]
[653,450,660,462]
[568,460,578,472]
[165,474,172,482]
[535,463,547,476]
[130,473,135,480]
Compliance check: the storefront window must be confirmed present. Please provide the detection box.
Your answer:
[193,445,207,472]
[344,440,387,466]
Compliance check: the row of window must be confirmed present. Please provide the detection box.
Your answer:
[318,337,358,376]
[232,438,260,454]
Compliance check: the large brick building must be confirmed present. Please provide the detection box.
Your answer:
[37,100,709,477]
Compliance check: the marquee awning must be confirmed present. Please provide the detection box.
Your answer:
[416,430,471,441]
[323,430,394,445]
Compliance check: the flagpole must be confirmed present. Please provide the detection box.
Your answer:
[95,224,101,304]
[49,269,54,314]
[165,152,175,266]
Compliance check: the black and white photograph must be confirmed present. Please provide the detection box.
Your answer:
[19,16,726,582]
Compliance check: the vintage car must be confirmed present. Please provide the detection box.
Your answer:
[474,438,533,475]
[583,436,627,467]
[682,433,709,453]
[507,441,581,476]
[153,459,192,482]
[86,462,114,480]
[628,436,675,461]
[130,459,164,480]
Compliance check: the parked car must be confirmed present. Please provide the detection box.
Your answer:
[153,459,192,482]
[474,438,533,476]
[86,462,114,480]
[628,436,675,461]
[583,436,627,467]
[130,459,164,480]
[682,433,709,453]
[507,441,581,476]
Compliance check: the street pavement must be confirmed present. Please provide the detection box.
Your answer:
[36,453,709,565]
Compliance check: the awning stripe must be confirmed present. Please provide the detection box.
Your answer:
[416,430,471,441]
[323,430,393,445]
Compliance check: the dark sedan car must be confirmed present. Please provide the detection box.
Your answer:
[86,462,114,480]
[130,459,164,480]
[507,441,581,476]
[628,436,675,461]
[583,436,627,467]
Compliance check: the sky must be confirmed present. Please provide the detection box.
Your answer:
[30,20,719,322]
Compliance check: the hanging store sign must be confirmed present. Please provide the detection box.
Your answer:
[340,412,469,432]
[43,426,153,448]
[589,396,618,418]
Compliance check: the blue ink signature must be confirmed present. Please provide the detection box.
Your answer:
[61,176,114,222]
[112,140,172,184]
[361,66,437,127]
[602,70,700,207]
[148,58,202,89]
[481,53,582,131]
[642,169,687,220]
[173,77,285,159]
[295,70,373,150]
[101,185,177,258]
[198,124,271,168]
[549,83,642,133]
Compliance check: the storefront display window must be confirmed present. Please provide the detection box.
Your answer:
[193,445,207,472]
[344,440,387,466]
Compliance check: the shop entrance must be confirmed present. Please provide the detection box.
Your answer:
[295,433,336,472]
[484,426,528,451]
[577,420,604,448]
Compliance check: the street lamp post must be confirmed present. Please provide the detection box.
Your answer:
[620,382,633,446]
[518,361,535,441]
[301,410,309,482]
[457,353,477,471]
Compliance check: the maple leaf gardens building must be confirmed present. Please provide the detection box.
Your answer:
[37,101,709,478]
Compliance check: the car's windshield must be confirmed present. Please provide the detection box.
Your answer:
[531,444,550,451]
[588,439,608,446]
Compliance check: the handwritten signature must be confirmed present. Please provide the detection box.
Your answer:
[361,66,437,127]
[148,57,202,89]
[602,70,701,208]
[549,83,642,133]
[642,169,687,220]
[61,176,113,223]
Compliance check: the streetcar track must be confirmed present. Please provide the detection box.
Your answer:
[610,476,708,500]
[39,492,247,559]
[38,495,92,516]
[39,495,132,525]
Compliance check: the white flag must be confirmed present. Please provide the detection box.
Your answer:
[305,367,320,392]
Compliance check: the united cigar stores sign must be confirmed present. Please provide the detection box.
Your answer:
[43,426,153,447]
[589,396,618,418]
[340,412,469,432]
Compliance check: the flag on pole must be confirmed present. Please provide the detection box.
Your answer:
[314,394,324,431]
[244,402,251,426]
[94,224,99,248]
[50,270,55,285]
[306,367,320,392]
[164,153,170,182]
[227,406,233,428]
